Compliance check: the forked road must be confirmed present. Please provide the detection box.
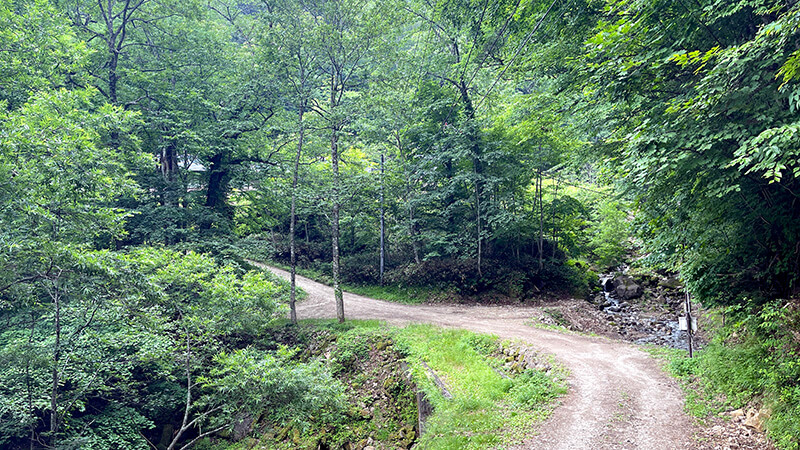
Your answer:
[264,265,696,450]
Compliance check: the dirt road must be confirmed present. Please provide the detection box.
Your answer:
[266,266,696,449]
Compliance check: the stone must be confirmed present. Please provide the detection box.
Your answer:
[232,413,254,441]
[613,275,643,300]
[729,408,745,421]
[600,275,616,292]
[658,276,683,290]
[743,407,770,432]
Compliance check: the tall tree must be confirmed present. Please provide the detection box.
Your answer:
[304,0,395,322]
[257,0,323,323]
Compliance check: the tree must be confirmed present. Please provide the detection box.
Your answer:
[304,0,396,322]
[583,0,800,303]
[254,0,324,324]
[0,84,142,447]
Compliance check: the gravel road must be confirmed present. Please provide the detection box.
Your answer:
[264,265,697,449]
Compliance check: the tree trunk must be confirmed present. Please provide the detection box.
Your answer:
[551,176,559,258]
[476,172,482,277]
[289,99,304,324]
[331,127,344,322]
[458,80,483,276]
[537,172,544,271]
[49,279,61,448]
[203,153,234,227]
[330,70,344,322]
[380,153,385,285]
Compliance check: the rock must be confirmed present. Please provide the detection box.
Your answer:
[743,407,770,432]
[600,275,616,292]
[729,408,745,421]
[613,275,643,300]
[658,276,683,290]
[232,413,254,441]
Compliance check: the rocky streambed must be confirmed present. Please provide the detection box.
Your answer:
[590,269,700,351]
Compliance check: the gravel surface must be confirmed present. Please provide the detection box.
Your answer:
[262,265,744,450]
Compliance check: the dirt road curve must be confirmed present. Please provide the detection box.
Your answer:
[265,265,697,450]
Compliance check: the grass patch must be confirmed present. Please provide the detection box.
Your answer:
[344,283,440,305]
[246,258,439,304]
[394,324,567,449]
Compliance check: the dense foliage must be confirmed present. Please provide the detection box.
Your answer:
[3,0,800,447]
[585,0,800,305]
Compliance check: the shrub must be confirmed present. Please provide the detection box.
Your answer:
[203,347,347,428]
[674,300,800,449]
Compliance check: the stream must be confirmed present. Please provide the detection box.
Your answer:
[597,271,695,351]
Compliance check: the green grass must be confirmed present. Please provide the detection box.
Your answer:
[208,319,567,450]
[344,283,439,304]
[393,324,568,449]
[246,258,438,304]
[640,345,723,420]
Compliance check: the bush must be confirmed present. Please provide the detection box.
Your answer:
[329,329,379,374]
[674,300,800,449]
[341,252,381,284]
[203,347,346,428]
[588,200,630,270]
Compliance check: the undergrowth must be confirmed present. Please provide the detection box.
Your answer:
[648,299,800,450]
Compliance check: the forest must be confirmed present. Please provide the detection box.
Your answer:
[2,0,800,448]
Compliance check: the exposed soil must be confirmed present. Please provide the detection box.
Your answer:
[262,265,772,450]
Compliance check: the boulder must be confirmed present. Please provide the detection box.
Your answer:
[613,275,643,300]
[658,276,683,290]
[599,275,616,292]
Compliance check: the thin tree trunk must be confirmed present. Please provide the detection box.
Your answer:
[330,72,344,322]
[27,311,36,450]
[538,172,544,271]
[458,81,483,277]
[476,171,482,277]
[49,280,61,448]
[380,153,385,285]
[167,331,192,450]
[289,92,305,324]
[332,130,344,322]
[551,176,559,258]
